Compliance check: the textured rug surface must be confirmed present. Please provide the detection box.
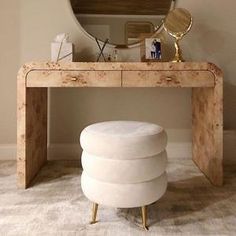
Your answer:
[0,160,235,236]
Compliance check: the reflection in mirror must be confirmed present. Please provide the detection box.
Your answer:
[164,8,192,62]
[70,0,175,47]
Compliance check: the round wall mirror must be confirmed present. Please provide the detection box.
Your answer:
[70,0,175,47]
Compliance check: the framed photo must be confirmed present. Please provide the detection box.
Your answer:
[145,38,161,60]
[140,38,162,62]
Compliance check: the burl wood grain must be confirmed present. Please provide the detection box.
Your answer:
[17,89,47,188]
[122,71,214,87]
[192,65,223,186]
[27,71,121,87]
[17,65,47,188]
[25,88,47,187]
[17,62,223,188]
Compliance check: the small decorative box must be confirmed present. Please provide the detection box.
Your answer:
[51,33,74,62]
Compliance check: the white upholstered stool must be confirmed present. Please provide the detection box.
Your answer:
[80,121,168,230]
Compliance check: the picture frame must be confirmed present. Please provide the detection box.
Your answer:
[140,38,162,62]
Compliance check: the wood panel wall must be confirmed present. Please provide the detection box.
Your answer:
[71,0,172,15]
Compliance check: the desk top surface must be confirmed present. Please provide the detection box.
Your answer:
[18,61,222,75]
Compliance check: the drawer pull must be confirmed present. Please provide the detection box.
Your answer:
[166,77,173,81]
[70,77,78,82]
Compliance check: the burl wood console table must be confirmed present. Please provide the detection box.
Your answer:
[17,62,223,188]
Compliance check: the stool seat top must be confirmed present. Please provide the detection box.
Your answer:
[80,121,167,159]
[83,121,164,137]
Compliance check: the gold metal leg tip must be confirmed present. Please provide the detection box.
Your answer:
[141,206,149,231]
[90,220,98,225]
[90,203,99,225]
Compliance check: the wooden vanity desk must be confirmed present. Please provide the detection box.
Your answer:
[17,62,223,188]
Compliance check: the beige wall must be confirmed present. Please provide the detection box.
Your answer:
[176,0,236,129]
[0,0,20,144]
[0,0,235,152]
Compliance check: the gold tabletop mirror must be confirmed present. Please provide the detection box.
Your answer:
[164,8,193,62]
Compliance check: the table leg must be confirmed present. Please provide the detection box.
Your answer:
[17,87,47,188]
[192,85,223,186]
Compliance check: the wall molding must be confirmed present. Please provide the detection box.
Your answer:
[0,144,17,161]
[48,144,81,160]
[0,142,192,161]
[1,130,235,163]
[47,142,193,160]
[223,130,236,165]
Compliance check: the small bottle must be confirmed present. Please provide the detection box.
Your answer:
[107,54,112,62]
[113,49,118,62]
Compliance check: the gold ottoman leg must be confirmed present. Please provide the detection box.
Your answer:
[90,203,99,224]
[141,206,149,231]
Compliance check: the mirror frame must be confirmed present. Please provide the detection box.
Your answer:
[68,0,177,48]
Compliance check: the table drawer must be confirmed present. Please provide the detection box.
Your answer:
[27,70,121,87]
[122,71,215,87]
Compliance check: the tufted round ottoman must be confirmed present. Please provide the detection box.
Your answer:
[80,121,168,230]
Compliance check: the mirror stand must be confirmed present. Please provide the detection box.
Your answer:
[164,8,193,63]
[173,35,184,62]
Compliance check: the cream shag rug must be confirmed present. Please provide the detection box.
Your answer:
[0,160,235,236]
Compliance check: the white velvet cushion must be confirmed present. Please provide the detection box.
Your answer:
[81,171,167,208]
[82,150,167,184]
[80,121,167,159]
